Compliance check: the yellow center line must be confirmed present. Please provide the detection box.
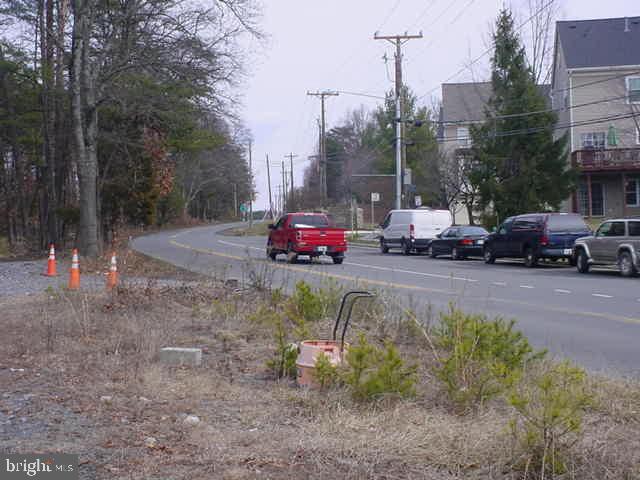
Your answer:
[168,238,640,326]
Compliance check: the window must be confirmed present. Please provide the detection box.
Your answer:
[289,215,331,228]
[581,132,606,149]
[457,127,471,147]
[445,228,459,238]
[627,76,640,103]
[578,181,605,216]
[625,178,640,207]
[596,221,625,237]
[628,221,640,236]
[513,216,543,230]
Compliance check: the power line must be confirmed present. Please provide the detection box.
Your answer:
[336,90,386,100]
[415,0,557,102]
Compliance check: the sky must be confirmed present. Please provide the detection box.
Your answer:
[241,0,640,211]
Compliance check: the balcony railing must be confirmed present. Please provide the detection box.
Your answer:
[572,148,640,171]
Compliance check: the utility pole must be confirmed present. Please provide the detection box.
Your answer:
[248,139,253,228]
[266,154,274,219]
[232,183,238,218]
[285,152,297,211]
[281,160,287,213]
[307,91,339,206]
[374,32,422,209]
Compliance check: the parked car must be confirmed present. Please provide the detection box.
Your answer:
[428,225,489,260]
[483,213,592,267]
[266,213,347,264]
[379,208,452,255]
[573,218,640,277]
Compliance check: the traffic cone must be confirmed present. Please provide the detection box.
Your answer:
[106,252,118,290]
[68,249,80,290]
[43,244,57,277]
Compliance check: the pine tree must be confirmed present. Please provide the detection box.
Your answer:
[470,9,573,225]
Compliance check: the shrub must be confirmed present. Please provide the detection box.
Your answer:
[435,306,545,408]
[265,316,298,380]
[508,361,593,476]
[342,334,417,401]
[288,281,324,323]
[312,352,339,390]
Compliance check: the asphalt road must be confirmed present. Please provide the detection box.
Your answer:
[132,222,640,377]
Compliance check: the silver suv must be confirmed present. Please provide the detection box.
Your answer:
[573,219,640,277]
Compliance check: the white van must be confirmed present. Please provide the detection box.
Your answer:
[379,208,453,255]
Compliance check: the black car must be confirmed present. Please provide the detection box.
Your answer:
[483,213,591,267]
[428,225,489,260]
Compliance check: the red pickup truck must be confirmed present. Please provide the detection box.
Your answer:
[266,213,348,264]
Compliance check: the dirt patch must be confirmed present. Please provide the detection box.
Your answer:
[0,264,638,479]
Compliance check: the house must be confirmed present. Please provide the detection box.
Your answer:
[438,82,550,224]
[552,16,640,219]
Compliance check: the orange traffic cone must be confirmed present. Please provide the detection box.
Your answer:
[43,243,57,277]
[68,248,80,290]
[106,252,118,290]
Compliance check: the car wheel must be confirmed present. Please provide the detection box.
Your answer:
[524,247,538,268]
[451,247,462,260]
[286,243,298,264]
[266,241,277,261]
[428,244,437,258]
[618,251,638,277]
[576,249,590,274]
[483,246,495,264]
[380,238,389,254]
[401,239,412,256]
[332,255,344,265]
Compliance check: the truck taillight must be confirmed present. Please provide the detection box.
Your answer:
[540,235,549,246]
[409,224,415,239]
[344,231,348,243]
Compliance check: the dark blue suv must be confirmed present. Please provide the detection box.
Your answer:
[483,213,591,267]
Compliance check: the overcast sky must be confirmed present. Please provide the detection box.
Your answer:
[241,0,639,211]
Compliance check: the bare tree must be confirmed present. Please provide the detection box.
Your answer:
[525,0,560,85]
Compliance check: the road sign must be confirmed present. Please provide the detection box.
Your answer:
[239,203,248,213]
[371,192,380,202]
[414,195,422,207]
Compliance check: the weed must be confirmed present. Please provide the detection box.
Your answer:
[342,334,417,401]
[434,306,545,409]
[508,361,593,477]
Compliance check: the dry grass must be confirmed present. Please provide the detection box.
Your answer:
[0,264,639,479]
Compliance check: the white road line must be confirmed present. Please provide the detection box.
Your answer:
[592,293,613,298]
[492,281,507,287]
[218,239,262,252]
[554,289,571,294]
[519,285,535,289]
[341,261,478,283]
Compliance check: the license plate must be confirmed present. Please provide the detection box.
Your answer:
[316,246,328,253]
[476,239,484,245]
[563,248,572,255]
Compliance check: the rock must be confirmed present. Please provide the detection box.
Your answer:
[100,395,113,404]
[159,347,202,367]
[144,436,157,448]
[182,415,200,426]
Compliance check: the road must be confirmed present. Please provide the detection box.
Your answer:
[132,223,640,377]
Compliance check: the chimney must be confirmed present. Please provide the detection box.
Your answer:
[624,17,630,33]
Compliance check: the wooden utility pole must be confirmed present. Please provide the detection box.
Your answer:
[281,160,287,213]
[373,32,422,209]
[307,91,339,205]
[248,139,253,227]
[285,152,297,211]
[266,154,274,219]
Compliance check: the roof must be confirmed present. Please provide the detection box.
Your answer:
[440,82,551,124]
[557,17,640,69]
[441,82,492,124]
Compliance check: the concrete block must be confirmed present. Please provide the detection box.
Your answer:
[160,347,202,367]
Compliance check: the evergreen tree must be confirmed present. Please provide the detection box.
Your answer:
[470,9,573,225]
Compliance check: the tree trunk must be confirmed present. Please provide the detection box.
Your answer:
[71,0,99,256]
